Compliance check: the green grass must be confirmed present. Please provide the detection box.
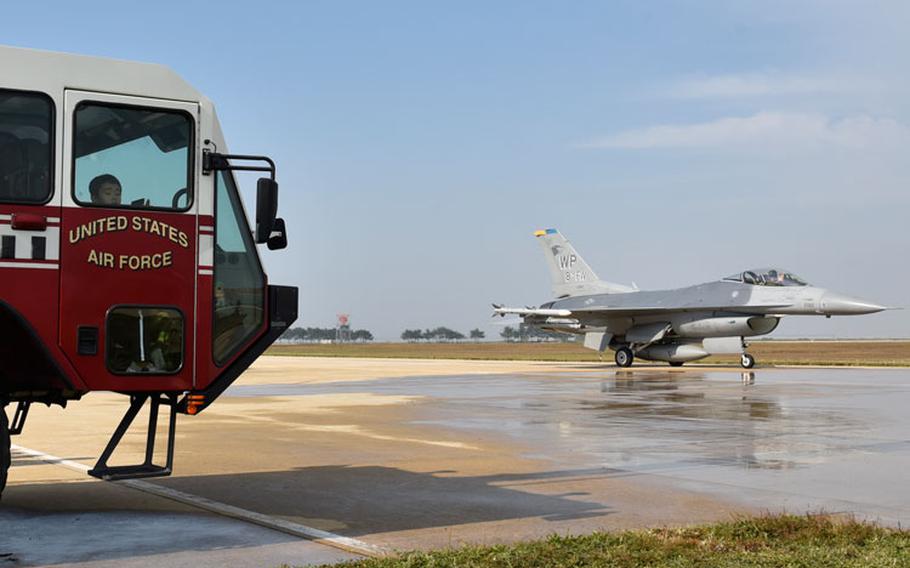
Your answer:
[316,514,909,568]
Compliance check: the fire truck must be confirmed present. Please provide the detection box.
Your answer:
[0,46,297,496]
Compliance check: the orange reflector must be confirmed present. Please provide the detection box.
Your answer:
[185,393,205,415]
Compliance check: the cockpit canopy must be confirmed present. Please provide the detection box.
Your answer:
[723,268,808,287]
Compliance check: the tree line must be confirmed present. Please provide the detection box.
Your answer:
[401,327,486,342]
[280,327,374,342]
[499,324,573,342]
[279,325,570,343]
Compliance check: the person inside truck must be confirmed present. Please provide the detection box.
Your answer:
[89,173,122,206]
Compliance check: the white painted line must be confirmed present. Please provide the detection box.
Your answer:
[114,480,389,558]
[198,269,213,276]
[0,261,59,270]
[11,444,389,559]
[12,444,91,473]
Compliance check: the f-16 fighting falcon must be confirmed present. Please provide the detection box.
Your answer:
[493,229,887,368]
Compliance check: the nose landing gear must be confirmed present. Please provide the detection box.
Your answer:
[740,353,755,369]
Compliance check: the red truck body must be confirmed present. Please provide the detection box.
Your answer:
[0,46,297,491]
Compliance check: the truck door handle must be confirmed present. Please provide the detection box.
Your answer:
[11,213,47,231]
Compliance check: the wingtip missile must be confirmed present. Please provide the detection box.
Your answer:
[491,305,573,318]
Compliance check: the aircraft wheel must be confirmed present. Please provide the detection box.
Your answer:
[741,353,755,369]
[615,347,634,368]
[1,407,9,499]
[669,361,684,367]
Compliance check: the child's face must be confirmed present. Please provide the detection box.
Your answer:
[94,182,122,205]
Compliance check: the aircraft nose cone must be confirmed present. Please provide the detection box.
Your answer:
[821,292,887,315]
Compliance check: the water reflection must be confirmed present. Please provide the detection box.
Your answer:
[574,370,854,471]
[227,369,865,475]
[593,371,781,422]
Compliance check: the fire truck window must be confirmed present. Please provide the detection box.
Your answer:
[213,171,265,364]
[107,307,183,374]
[73,103,192,210]
[0,90,53,203]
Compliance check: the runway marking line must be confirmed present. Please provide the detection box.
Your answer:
[11,444,390,559]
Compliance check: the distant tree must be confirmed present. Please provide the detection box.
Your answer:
[470,328,485,341]
[352,329,374,342]
[401,329,423,342]
[306,327,331,341]
[430,326,464,342]
[280,327,304,342]
[410,326,469,342]
[500,326,517,341]
[521,323,573,343]
[283,326,386,343]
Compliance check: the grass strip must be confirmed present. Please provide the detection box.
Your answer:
[314,514,909,568]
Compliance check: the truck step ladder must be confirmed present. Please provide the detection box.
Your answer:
[88,393,177,481]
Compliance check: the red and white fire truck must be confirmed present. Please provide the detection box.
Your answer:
[0,46,297,495]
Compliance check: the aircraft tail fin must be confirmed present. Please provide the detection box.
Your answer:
[534,228,636,298]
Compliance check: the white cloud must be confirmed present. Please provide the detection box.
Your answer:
[666,72,874,99]
[582,112,910,151]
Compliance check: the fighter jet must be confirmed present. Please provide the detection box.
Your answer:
[493,229,887,368]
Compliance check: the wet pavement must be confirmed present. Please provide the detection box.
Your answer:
[231,366,910,524]
[4,358,909,565]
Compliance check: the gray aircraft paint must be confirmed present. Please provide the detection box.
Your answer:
[495,229,887,367]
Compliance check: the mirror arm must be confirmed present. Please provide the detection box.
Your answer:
[202,150,276,180]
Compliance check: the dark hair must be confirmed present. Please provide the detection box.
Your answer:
[89,174,121,198]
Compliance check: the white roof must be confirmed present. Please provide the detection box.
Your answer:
[0,45,206,103]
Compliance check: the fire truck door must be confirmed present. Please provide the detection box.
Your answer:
[59,91,199,392]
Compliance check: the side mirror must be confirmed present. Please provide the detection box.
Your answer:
[267,218,288,251]
[255,178,279,243]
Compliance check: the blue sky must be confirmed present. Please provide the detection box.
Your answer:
[6,1,909,338]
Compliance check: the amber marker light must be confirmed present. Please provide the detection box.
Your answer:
[186,394,205,415]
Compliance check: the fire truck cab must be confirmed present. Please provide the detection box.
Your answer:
[0,46,298,495]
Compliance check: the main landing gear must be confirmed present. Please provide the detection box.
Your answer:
[615,347,634,368]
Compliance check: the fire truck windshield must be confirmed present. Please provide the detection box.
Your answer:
[213,171,265,364]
